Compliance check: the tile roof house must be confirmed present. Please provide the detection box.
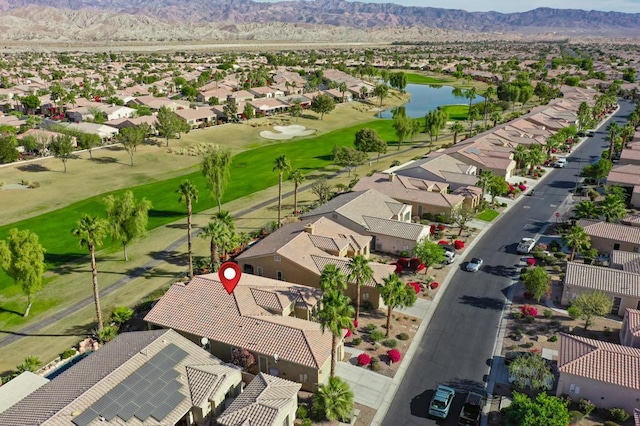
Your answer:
[577,219,640,253]
[217,373,301,426]
[0,372,48,414]
[352,172,479,215]
[621,309,640,348]
[145,273,333,392]
[0,329,244,426]
[557,333,640,413]
[611,250,640,274]
[301,189,429,255]
[235,217,395,309]
[562,262,640,316]
[175,106,219,128]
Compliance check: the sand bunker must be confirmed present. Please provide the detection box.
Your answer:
[260,125,317,140]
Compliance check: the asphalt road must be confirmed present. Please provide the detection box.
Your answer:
[382,99,635,426]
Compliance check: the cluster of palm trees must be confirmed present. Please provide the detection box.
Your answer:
[273,155,307,226]
[572,185,628,224]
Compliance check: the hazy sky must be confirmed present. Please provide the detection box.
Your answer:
[253,0,640,13]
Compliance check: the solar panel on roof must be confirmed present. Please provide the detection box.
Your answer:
[99,401,122,421]
[72,408,99,426]
[164,392,186,409]
[150,402,176,421]
[134,402,156,420]
[116,402,139,422]
[90,395,116,412]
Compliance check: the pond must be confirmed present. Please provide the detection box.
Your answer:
[380,84,484,119]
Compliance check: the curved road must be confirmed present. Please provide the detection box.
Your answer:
[382,99,634,425]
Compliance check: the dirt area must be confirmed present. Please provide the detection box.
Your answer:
[342,309,421,379]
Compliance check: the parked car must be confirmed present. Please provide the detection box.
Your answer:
[554,157,567,168]
[429,385,456,418]
[466,258,483,272]
[438,243,456,264]
[516,238,536,254]
[458,391,485,426]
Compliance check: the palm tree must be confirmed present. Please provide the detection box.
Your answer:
[339,82,348,103]
[273,155,291,227]
[347,255,373,324]
[607,122,621,159]
[320,263,348,293]
[599,194,626,223]
[312,376,354,422]
[573,200,599,219]
[317,283,354,377]
[512,144,529,170]
[476,170,494,202]
[563,225,591,261]
[72,215,108,331]
[199,220,231,272]
[544,134,563,158]
[483,86,496,128]
[527,144,546,172]
[464,87,477,136]
[289,169,305,216]
[177,180,199,279]
[490,111,503,127]
[449,122,465,144]
[378,274,417,337]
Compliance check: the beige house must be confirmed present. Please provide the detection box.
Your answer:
[0,329,244,426]
[611,250,640,273]
[217,373,300,426]
[301,189,430,255]
[621,308,640,348]
[235,217,395,309]
[145,274,334,392]
[577,219,640,253]
[557,333,640,413]
[562,262,640,316]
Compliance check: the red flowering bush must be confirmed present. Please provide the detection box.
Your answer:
[345,328,352,338]
[437,224,447,231]
[430,224,436,235]
[357,353,371,366]
[520,305,538,317]
[416,263,425,272]
[526,258,536,266]
[409,257,422,271]
[397,258,410,268]
[409,282,421,294]
[454,240,465,250]
[518,184,527,191]
[438,240,448,246]
[508,184,515,193]
[387,349,402,363]
[430,282,439,290]
[394,263,403,274]
[353,319,359,329]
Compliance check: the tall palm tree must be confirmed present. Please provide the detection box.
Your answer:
[449,122,466,144]
[288,169,305,216]
[490,111,503,127]
[607,122,621,159]
[562,225,591,261]
[72,215,108,331]
[317,288,354,377]
[320,263,348,293]
[177,180,199,279]
[544,134,563,157]
[527,144,546,172]
[378,274,417,337]
[464,87,477,137]
[573,200,599,219]
[339,82,348,103]
[347,255,373,324]
[476,170,494,202]
[273,155,291,227]
[512,144,529,170]
[199,220,231,272]
[483,86,496,128]
[312,376,354,422]
[599,194,626,223]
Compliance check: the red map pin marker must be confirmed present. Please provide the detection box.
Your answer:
[219,262,241,294]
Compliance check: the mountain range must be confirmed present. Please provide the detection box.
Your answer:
[1,0,639,44]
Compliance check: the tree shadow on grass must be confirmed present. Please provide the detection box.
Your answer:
[149,209,182,220]
[166,223,188,230]
[105,145,124,152]
[148,250,187,266]
[301,114,319,120]
[88,156,118,164]
[17,163,50,172]
[0,306,24,317]
[140,268,183,279]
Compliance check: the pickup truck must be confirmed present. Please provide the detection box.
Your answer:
[458,391,484,426]
[516,237,536,254]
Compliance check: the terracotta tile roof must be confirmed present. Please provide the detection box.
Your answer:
[610,250,640,274]
[625,309,640,338]
[362,216,429,241]
[558,333,640,390]
[564,262,640,297]
[577,219,640,245]
[634,408,640,426]
[622,214,640,227]
[186,364,239,407]
[144,275,332,369]
[302,189,406,223]
[217,373,300,426]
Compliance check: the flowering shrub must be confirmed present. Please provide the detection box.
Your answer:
[394,263,403,274]
[438,240,448,245]
[409,257,422,271]
[454,240,465,250]
[430,224,436,235]
[416,263,425,272]
[353,319,359,329]
[526,258,536,266]
[520,305,538,317]
[430,282,439,290]
[387,349,402,363]
[345,328,352,338]
[508,184,515,193]
[409,282,421,294]
[397,258,410,268]
[518,184,527,191]
[437,224,447,231]
[357,353,371,366]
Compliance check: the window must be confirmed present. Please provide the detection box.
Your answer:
[637,300,640,310]
[257,266,263,276]
[299,373,308,382]
[277,271,284,281]
[635,247,640,253]
[362,292,369,300]
[274,255,281,262]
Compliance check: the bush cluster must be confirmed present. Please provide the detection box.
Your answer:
[387,349,402,363]
[357,353,371,366]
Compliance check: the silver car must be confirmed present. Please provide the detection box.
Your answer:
[466,258,483,272]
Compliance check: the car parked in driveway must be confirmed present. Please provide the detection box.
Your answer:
[466,258,483,272]
[429,385,456,418]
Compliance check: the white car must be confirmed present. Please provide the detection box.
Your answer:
[554,157,567,168]
[517,238,536,254]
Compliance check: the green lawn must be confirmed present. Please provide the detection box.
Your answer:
[405,73,451,85]
[0,119,398,271]
[477,209,500,222]
[441,104,470,121]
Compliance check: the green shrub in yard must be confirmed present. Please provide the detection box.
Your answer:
[397,332,409,340]
[352,337,362,346]
[569,411,584,423]
[364,323,377,332]
[512,311,523,320]
[96,325,118,344]
[548,335,558,342]
[382,339,398,348]
[544,309,553,318]
[297,405,308,419]
[61,349,76,360]
[610,408,630,422]
[370,330,385,342]
[111,306,134,325]
[579,399,595,416]
[301,419,312,426]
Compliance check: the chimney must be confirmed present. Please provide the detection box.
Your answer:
[388,173,396,182]
[304,223,315,235]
